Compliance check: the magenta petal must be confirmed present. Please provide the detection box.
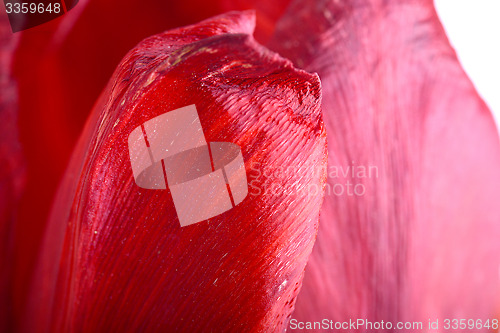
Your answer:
[270,0,500,325]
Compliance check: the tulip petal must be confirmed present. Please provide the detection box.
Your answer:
[10,2,290,317]
[26,11,326,332]
[0,12,25,332]
[270,0,500,325]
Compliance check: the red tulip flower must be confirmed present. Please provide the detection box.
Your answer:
[1,0,500,332]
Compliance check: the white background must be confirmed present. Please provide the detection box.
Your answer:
[435,0,500,134]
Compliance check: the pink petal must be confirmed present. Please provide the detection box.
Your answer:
[270,0,500,326]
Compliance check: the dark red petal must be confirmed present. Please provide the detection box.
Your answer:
[0,12,25,332]
[26,11,326,332]
[10,1,290,320]
[270,0,500,324]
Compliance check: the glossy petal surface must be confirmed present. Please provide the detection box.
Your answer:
[27,12,326,333]
[11,2,291,320]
